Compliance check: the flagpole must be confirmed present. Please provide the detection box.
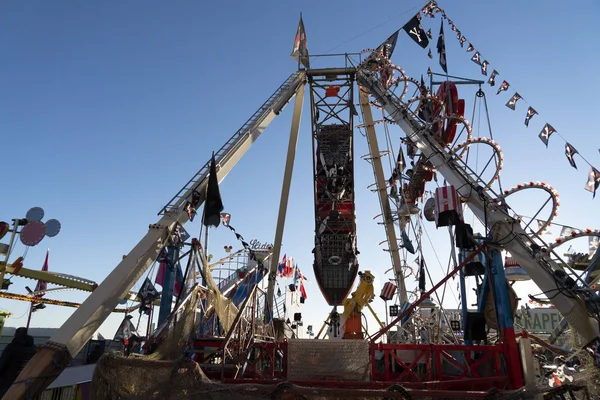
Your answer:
[25,303,34,330]
[297,12,302,70]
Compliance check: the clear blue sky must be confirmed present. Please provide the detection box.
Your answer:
[1,0,599,339]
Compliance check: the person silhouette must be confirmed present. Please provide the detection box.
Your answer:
[0,327,37,396]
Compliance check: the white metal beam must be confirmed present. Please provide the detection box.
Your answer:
[266,83,305,318]
[358,89,407,303]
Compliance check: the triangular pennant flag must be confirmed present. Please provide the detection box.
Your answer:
[436,19,447,73]
[459,36,466,47]
[178,224,190,242]
[481,60,489,76]
[565,143,578,169]
[203,153,224,227]
[455,30,461,39]
[467,43,474,52]
[505,93,521,110]
[291,14,310,69]
[584,167,600,198]
[488,70,499,86]
[426,28,432,40]
[375,30,400,59]
[471,51,482,65]
[496,80,509,95]
[537,220,551,235]
[34,250,50,294]
[113,316,139,342]
[220,212,231,227]
[396,147,406,173]
[590,236,599,257]
[400,230,416,254]
[402,14,429,49]
[524,107,537,127]
[560,226,576,237]
[422,2,436,18]
[538,123,556,147]
[428,48,433,59]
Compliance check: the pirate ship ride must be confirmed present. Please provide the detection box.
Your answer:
[1,1,600,399]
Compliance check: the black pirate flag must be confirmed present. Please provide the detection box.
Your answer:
[203,153,224,227]
[437,19,448,73]
[375,30,400,59]
[488,70,499,86]
[524,107,537,127]
[505,93,521,110]
[471,51,482,65]
[565,143,578,169]
[137,277,159,315]
[584,167,600,198]
[481,60,489,76]
[538,123,556,147]
[402,14,429,49]
[496,80,509,95]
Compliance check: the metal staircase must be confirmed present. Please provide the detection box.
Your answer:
[159,71,306,215]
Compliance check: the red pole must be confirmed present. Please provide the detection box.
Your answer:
[370,244,487,343]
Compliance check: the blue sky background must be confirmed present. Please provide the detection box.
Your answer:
[1,0,599,339]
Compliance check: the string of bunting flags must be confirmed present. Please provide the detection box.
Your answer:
[394,0,600,198]
[217,212,267,272]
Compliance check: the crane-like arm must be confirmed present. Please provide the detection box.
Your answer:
[357,71,599,343]
[4,71,306,400]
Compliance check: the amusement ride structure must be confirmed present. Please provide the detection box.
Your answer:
[1,1,600,399]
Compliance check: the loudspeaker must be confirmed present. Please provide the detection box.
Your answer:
[455,222,475,250]
[465,312,486,341]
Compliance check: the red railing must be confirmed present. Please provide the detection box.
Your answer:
[370,343,510,391]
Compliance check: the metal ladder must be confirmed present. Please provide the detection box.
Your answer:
[159,71,306,215]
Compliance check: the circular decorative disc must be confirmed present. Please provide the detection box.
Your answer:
[26,207,45,222]
[45,219,61,237]
[20,221,46,246]
[0,221,9,240]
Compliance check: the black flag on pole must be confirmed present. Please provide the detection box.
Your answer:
[436,19,447,73]
[565,143,578,169]
[203,153,224,227]
[291,14,310,69]
[402,14,429,49]
[376,30,400,59]
[418,257,426,292]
